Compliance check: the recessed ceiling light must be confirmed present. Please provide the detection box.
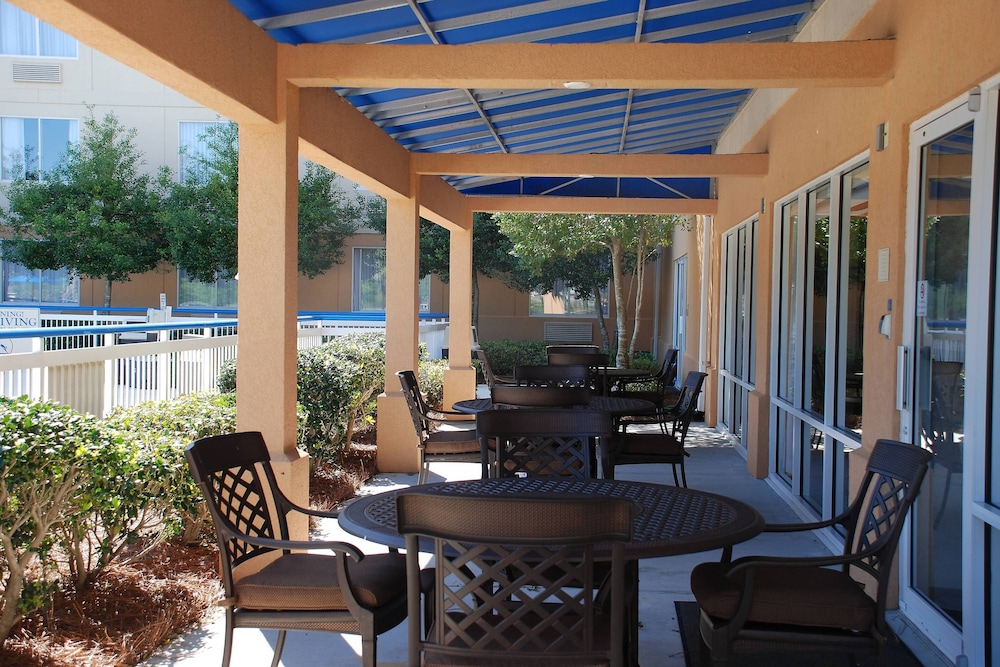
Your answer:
[563,81,591,90]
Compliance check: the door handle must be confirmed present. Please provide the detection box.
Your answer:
[896,345,909,411]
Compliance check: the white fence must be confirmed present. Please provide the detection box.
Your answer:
[0,316,449,417]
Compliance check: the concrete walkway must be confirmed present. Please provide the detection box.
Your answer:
[142,424,943,667]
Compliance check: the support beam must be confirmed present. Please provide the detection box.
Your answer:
[283,40,894,89]
[470,196,718,215]
[419,176,472,232]
[413,153,767,178]
[235,84,309,514]
[376,190,423,474]
[20,0,278,123]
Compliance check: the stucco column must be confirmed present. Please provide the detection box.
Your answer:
[376,189,421,473]
[444,210,477,409]
[235,83,309,508]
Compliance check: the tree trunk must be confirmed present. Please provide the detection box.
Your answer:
[592,283,611,351]
[103,278,113,308]
[628,230,649,367]
[609,239,629,368]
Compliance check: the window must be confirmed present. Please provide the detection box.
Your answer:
[177,269,237,309]
[0,2,76,57]
[1,253,78,305]
[529,280,607,317]
[352,247,430,312]
[1,116,77,180]
[771,159,869,519]
[179,121,224,184]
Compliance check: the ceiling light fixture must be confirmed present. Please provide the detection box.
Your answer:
[563,81,591,90]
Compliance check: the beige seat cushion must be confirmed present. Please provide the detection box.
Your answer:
[690,560,876,632]
[235,551,406,610]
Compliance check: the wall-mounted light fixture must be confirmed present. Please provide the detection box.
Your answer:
[562,81,591,90]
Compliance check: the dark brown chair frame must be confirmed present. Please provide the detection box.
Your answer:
[690,439,934,666]
[476,407,612,479]
[398,369,482,482]
[613,347,679,397]
[514,363,591,387]
[547,351,611,395]
[398,491,633,667]
[475,348,516,387]
[490,384,591,408]
[185,431,410,667]
[609,371,707,486]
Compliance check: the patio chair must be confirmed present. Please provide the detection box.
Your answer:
[477,407,612,479]
[545,344,601,355]
[475,348,516,387]
[397,370,483,483]
[612,347,678,396]
[397,490,633,667]
[547,351,611,395]
[514,363,591,387]
[490,384,591,408]
[690,439,933,667]
[617,369,705,434]
[185,431,410,667]
[608,371,707,486]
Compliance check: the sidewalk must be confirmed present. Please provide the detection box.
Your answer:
[142,424,942,667]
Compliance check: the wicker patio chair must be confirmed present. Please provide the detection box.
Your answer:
[397,370,483,482]
[514,363,591,387]
[475,348,516,387]
[185,431,410,667]
[476,407,612,479]
[617,369,705,434]
[609,371,707,486]
[397,490,633,667]
[690,438,933,666]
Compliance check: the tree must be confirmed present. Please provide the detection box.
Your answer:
[159,121,367,282]
[495,213,688,366]
[1,112,167,307]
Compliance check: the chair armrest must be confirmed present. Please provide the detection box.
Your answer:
[216,524,366,562]
[724,551,860,575]
[763,516,842,533]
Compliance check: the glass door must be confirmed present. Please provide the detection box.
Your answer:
[900,106,974,659]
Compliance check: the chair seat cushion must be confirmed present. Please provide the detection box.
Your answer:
[234,551,407,610]
[425,428,481,454]
[616,433,684,457]
[690,561,876,632]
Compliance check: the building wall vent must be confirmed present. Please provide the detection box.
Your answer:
[543,321,592,343]
[13,62,62,83]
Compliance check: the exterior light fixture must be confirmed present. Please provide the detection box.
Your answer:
[563,81,591,90]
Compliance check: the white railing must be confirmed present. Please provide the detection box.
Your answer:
[0,315,450,417]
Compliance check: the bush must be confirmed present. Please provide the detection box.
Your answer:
[476,340,548,376]
[219,332,387,460]
[105,392,240,544]
[417,357,448,409]
[0,397,122,642]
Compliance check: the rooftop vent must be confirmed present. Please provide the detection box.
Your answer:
[543,321,592,343]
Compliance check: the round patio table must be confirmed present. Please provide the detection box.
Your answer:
[339,476,764,560]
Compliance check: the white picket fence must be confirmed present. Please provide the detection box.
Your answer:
[0,316,449,417]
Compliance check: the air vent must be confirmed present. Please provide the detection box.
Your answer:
[543,321,592,343]
[12,62,62,83]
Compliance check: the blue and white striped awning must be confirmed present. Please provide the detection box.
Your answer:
[226,0,823,199]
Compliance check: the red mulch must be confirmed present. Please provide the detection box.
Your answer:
[1,436,375,666]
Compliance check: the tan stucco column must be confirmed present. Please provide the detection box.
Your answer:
[443,211,477,409]
[235,83,309,507]
[376,188,422,473]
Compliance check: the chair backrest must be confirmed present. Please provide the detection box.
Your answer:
[545,344,600,355]
[659,348,680,387]
[490,384,591,408]
[185,432,289,591]
[547,351,610,395]
[397,490,632,667]
[477,408,611,478]
[475,348,500,387]
[666,371,707,441]
[514,363,590,387]
[839,439,933,601]
[397,369,431,438]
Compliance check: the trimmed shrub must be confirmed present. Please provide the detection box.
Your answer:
[0,397,121,641]
[476,340,548,376]
[417,357,448,409]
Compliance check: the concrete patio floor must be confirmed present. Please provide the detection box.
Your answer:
[142,423,947,667]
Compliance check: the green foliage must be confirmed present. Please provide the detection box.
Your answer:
[1,111,167,306]
[0,397,114,640]
[220,332,387,459]
[160,120,367,282]
[105,392,239,544]
[476,340,548,376]
[417,357,449,409]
